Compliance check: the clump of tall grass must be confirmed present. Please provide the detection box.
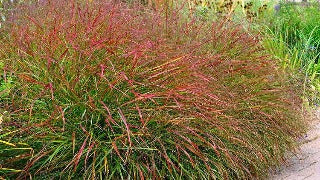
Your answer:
[1,0,306,179]
[263,1,320,95]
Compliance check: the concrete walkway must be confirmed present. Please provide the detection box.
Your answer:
[270,111,320,180]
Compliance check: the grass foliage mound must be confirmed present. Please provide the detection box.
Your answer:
[0,0,306,179]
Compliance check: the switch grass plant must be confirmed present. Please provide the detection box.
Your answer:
[0,0,306,179]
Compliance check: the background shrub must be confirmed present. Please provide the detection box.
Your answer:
[1,0,306,179]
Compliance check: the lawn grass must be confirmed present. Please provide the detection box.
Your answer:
[0,0,308,179]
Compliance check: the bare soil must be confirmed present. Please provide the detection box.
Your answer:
[270,110,320,180]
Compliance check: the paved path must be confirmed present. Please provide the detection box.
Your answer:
[270,111,320,180]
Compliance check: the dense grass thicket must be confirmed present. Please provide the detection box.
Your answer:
[264,1,320,94]
[0,0,308,179]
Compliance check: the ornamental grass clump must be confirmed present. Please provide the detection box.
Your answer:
[263,2,320,91]
[0,0,306,179]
